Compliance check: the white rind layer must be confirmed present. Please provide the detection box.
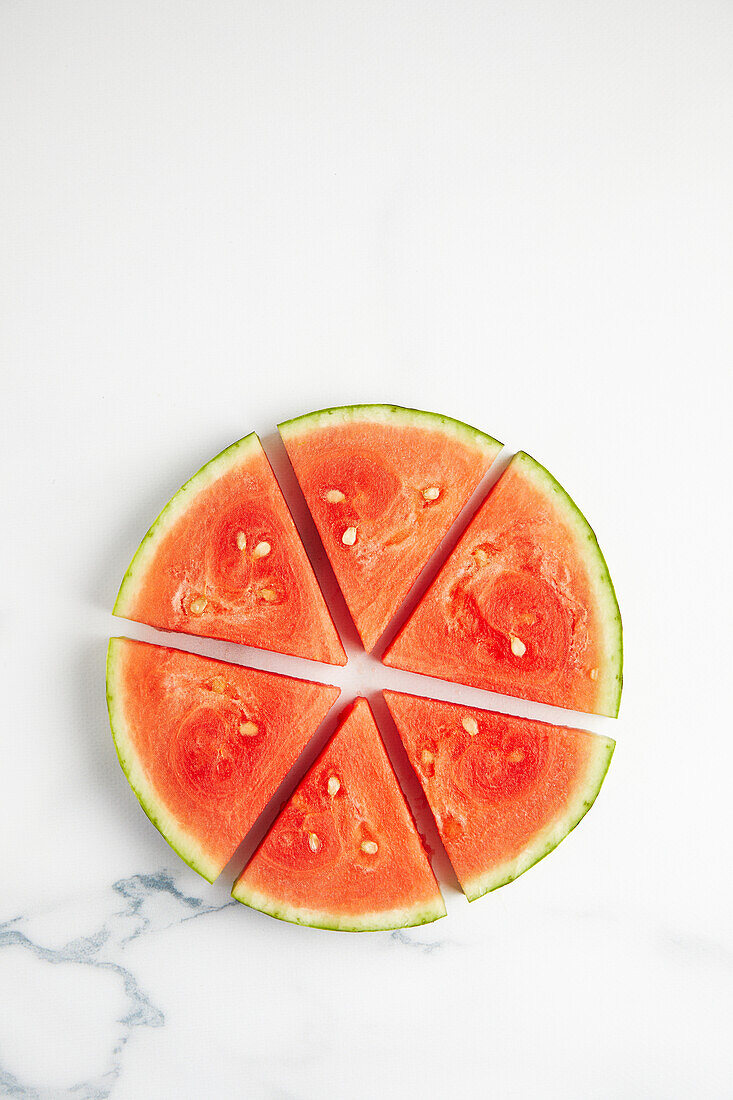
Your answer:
[232,881,447,932]
[279,403,502,457]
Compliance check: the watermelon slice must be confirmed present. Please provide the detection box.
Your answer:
[232,698,446,930]
[114,434,346,666]
[106,637,340,882]
[279,405,502,651]
[384,451,622,716]
[383,691,615,901]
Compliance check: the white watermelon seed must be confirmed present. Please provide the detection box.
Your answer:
[252,541,271,559]
[190,596,207,615]
[361,840,378,855]
[325,489,346,503]
[259,588,278,602]
[422,486,440,501]
[239,720,258,737]
[236,531,247,550]
[510,635,526,657]
[461,716,479,736]
[342,527,357,546]
[421,749,435,766]
[211,676,226,693]
[590,668,599,680]
[308,832,321,853]
[327,775,341,797]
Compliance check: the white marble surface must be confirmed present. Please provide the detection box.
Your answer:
[3,2,733,1096]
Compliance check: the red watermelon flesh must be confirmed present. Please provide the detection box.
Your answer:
[279,405,502,651]
[114,434,346,666]
[383,691,614,900]
[106,637,341,882]
[232,698,446,930]
[384,451,623,717]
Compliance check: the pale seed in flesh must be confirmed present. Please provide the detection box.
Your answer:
[590,668,599,680]
[510,635,527,657]
[462,717,479,736]
[327,775,341,797]
[236,531,247,550]
[325,489,346,503]
[190,596,207,615]
[422,486,440,501]
[211,676,226,693]
[259,588,278,602]
[239,721,258,737]
[308,832,321,853]
[252,541,271,559]
[341,527,357,546]
[361,840,378,855]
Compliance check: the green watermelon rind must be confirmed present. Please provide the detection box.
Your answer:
[514,451,623,718]
[278,403,503,457]
[106,637,222,884]
[462,734,615,902]
[231,881,447,932]
[113,433,262,621]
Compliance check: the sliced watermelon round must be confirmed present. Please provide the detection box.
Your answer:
[114,434,346,666]
[106,637,340,882]
[279,405,502,651]
[383,690,614,900]
[232,698,446,930]
[384,451,623,717]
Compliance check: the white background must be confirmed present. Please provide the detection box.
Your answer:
[2,2,732,1097]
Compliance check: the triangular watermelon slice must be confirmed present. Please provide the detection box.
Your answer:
[106,638,341,882]
[114,434,346,666]
[383,691,615,901]
[232,698,446,930]
[279,405,502,651]
[384,451,623,716]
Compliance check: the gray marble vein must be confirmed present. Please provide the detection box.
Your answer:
[0,870,235,1100]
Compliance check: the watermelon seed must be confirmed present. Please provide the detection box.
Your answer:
[327,775,341,797]
[510,635,527,657]
[325,489,346,503]
[259,588,278,602]
[236,531,247,550]
[421,749,435,766]
[422,486,441,501]
[473,548,489,566]
[589,668,599,680]
[252,541,271,559]
[239,721,258,737]
[308,832,321,853]
[361,840,378,855]
[461,717,479,736]
[211,676,226,693]
[190,596,207,615]
[341,527,357,546]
